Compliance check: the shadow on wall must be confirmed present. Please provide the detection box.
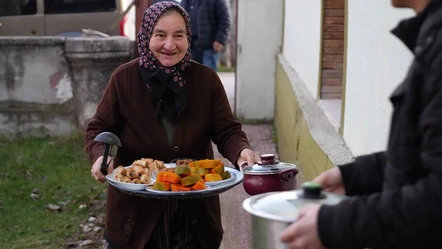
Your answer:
[0,37,131,138]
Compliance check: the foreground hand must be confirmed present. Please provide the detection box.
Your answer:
[313,167,345,195]
[236,148,256,167]
[91,156,114,183]
[280,204,325,249]
[213,41,224,52]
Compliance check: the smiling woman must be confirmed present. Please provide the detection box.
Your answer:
[84,1,256,249]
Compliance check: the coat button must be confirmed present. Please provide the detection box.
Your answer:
[173,146,179,152]
[192,220,198,225]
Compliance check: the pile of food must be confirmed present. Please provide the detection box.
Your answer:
[113,158,165,184]
[152,159,231,192]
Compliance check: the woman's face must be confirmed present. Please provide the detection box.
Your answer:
[149,11,189,67]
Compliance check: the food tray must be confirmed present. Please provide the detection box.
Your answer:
[106,167,244,200]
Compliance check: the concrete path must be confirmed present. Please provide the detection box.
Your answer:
[214,72,280,249]
[218,72,236,112]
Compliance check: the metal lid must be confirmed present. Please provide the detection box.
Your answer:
[242,182,347,223]
[242,154,297,175]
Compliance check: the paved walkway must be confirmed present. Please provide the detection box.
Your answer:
[214,72,280,249]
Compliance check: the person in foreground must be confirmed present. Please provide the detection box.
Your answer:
[280,0,442,248]
[85,2,256,249]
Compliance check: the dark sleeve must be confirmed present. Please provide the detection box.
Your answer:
[317,32,442,249]
[84,72,122,165]
[209,72,251,168]
[214,0,231,45]
[339,151,386,196]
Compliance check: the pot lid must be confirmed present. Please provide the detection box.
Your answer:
[242,182,347,223]
[241,154,297,174]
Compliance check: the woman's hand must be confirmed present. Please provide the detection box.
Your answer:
[236,148,257,168]
[313,167,345,195]
[91,156,114,183]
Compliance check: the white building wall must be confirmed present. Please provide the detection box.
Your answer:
[343,0,414,156]
[282,0,322,99]
[235,0,283,120]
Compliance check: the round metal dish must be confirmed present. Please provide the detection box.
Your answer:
[106,167,244,200]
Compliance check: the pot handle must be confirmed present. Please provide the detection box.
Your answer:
[279,168,299,182]
[239,161,250,173]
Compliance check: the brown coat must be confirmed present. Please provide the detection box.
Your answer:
[84,58,251,249]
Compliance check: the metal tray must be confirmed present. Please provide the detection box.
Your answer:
[106,167,244,199]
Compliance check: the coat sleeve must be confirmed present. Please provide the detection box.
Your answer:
[84,72,122,165]
[339,151,386,196]
[209,72,251,168]
[317,33,442,249]
[214,0,231,45]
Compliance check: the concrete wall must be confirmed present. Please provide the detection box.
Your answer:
[275,54,353,181]
[343,1,414,156]
[0,37,130,137]
[273,0,416,179]
[282,0,322,99]
[235,0,283,121]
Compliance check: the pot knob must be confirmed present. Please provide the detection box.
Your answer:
[258,153,279,165]
[297,182,326,199]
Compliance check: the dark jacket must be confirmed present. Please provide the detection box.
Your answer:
[318,2,442,249]
[181,0,231,48]
[84,59,251,249]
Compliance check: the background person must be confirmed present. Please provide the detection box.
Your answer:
[181,0,231,71]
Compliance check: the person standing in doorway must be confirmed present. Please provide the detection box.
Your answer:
[181,0,231,71]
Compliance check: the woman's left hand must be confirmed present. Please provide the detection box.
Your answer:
[280,204,326,249]
[236,148,257,167]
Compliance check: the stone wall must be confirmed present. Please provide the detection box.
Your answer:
[0,37,131,137]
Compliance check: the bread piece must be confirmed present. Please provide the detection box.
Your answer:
[115,165,127,175]
[132,179,142,184]
[140,174,151,184]
[114,172,125,182]
[126,168,137,179]
[132,165,145,177]
[133,159,148,168]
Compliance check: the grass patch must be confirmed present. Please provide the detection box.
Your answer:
[0,134,107,249]
[218,65,235,72]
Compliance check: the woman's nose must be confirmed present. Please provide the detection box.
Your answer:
[163,37,176,50]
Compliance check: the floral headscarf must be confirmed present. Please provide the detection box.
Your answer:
[137,1,192,124]
[137,1,192,85]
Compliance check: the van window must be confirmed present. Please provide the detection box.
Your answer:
[0,0,37,16]
[44,0,117,14]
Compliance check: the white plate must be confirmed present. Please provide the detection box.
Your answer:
[164,163,176,168]
[106,166,155,191]
[204,167,237,186]
[145,184,211,194]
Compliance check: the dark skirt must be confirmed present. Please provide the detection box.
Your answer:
[106,200,202,249]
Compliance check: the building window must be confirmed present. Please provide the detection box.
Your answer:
[44,0,116,14]
[0,0,37,17]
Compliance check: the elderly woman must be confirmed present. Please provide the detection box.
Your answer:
[85,2,256,249]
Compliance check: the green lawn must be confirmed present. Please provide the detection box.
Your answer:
[0,134,107,249]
